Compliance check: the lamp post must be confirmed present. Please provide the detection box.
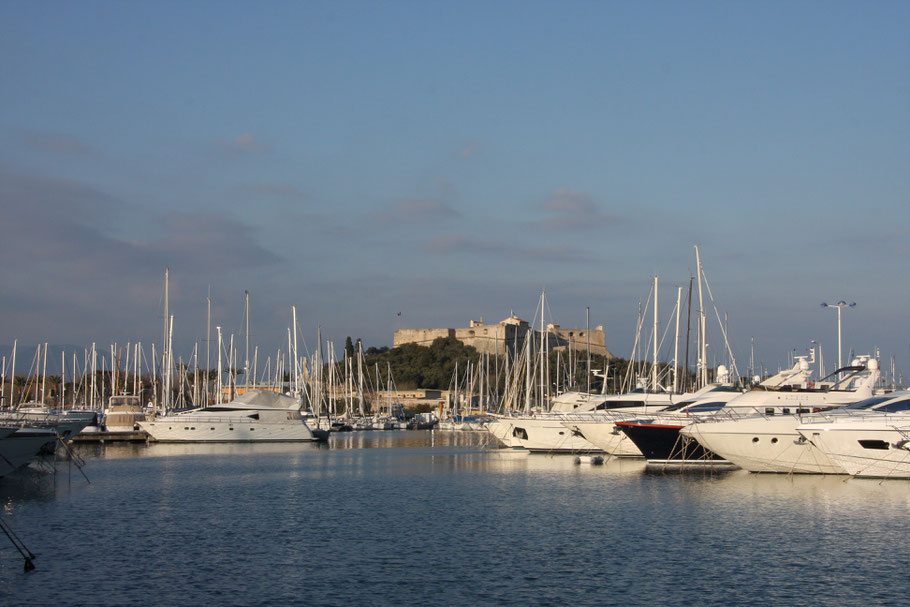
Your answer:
[820,301,856,372]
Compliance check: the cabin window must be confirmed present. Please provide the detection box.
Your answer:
[752,437,759,443]
[858,440,890,450]
[771,438,778,444]
[782,408,790,415]
[512,427,528,440]
[211,428,215,431]
[184,427,189,430]
[875,399,910,413]
[765,408,775,416]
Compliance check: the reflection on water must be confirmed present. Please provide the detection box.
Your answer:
[2,430,910,606]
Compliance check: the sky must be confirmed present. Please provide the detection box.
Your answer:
[1,1,908,380]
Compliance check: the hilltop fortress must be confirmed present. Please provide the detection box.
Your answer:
[393,315,613,359]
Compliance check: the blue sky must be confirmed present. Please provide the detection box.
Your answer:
[1,1,908,379]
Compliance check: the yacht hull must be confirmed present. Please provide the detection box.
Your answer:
[564,420,642,457]
[683,416,844,474]
[798,419,910,479]
[0,430,58,477]
[616,421,727,464]
[140,419,316,442]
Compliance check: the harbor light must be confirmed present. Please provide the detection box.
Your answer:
[820,301,856,372]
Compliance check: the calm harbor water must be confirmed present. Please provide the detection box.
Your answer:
[2,431,910,606]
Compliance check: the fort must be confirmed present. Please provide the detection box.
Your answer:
[393,315,613,359]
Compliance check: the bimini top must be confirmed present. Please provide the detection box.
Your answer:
[207,390,301,411]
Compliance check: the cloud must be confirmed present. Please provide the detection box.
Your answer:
[535,189,623,231]
[235,183,309,200]
[458,143,480,159]
[22,133,92,156]
[425,234,594,263]
[377,198,461,226]
[0,169,281,278]
[143,212,283,272]
[220,132,267,155]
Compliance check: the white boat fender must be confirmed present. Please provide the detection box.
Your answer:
[574,455,604,465]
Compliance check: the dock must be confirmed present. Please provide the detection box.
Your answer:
[72,430,149,443]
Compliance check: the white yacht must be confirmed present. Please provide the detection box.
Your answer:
[796,391,910,478]
[564,377,742,458]
[0,409,96,477]
[485,390,675,454]
[680,358,881,474]
[0,427,58,477]
[139,390,326,442]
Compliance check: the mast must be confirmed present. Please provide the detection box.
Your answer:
[216,326,223,404]
[357,341,364,417]
[61,349,66,408]
[652,276,658,392]
[163,267,169,406]
[244,290,250,388]
[586,307,591,394]
[695,245,707,388]
[683,277,693,393]
[9,340,15,408]
[41,342,47,405]
[673,286,682,393]
[206,290,211,404]
[292,306,299,395]
[166,315,174,412]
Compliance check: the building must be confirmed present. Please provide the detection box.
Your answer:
[393,316,613,359]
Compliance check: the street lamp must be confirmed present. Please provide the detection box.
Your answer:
[820,301,856,372]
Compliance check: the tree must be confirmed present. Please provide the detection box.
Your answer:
[344,336,355,359]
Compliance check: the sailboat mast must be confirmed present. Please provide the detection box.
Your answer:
[586,307,591,394]
[292,306,299,395]
[41,342,47,404]
[216,326,223,404]
[163,267,169,405]
[674,286,682,393]
[652,276,658,392]
[244,291,250,388]
[683,276,693,392]
[206,291,211,404]
[695,245,707,388]
[9,339,16,408]
[357,341,364,417]
[61,350,66,408]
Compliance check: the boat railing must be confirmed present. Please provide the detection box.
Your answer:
[0,411,75,428]
[147,414,302,425]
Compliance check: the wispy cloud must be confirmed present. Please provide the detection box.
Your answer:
[425,234,594,263]
[0,169,281,276]
[377,198,461,226]
[458,142,480,159]
[235,183,309,200]
[143,212,282,271]
[220,132,267,155]
[534,189,622,231]
[22,132,92,156]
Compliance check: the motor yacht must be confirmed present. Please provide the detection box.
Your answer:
[139,390,327,442]
[795,391,910,478]
[680,358,881,474]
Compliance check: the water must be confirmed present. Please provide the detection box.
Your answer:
[2,431,910,606]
